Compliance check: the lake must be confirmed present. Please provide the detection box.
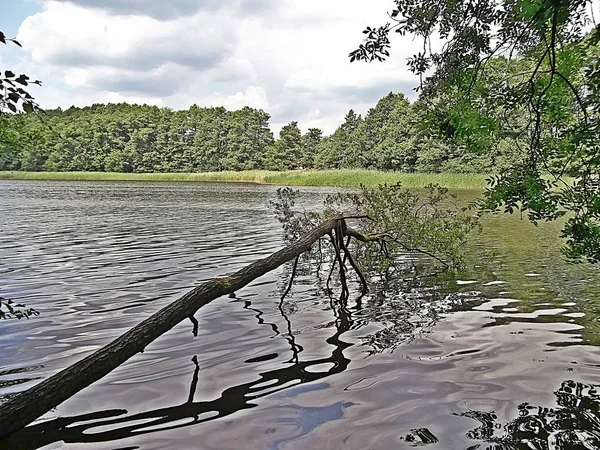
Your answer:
[1,180,599,449]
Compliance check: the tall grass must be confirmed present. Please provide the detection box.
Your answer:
[0,170,273,183]
[0,170,488,189]
[266,170,487,188]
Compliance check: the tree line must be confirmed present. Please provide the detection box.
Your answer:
[0,91,525,174]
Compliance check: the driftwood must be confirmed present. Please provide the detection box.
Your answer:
[0,216,373,439]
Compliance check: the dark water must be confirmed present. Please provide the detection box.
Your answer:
[1,180,599,450]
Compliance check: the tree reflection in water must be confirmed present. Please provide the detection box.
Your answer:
[1,288,355,449]
[6,260,596,449]
[455,380,600,449]
[356,267,482,354]
[0,263,483,448]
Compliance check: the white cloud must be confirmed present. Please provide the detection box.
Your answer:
[10,0,422,133]
[202,85,270,112]
[19,2,234,70]
[42,0,275,20]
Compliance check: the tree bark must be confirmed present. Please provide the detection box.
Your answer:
[0,217,343,439]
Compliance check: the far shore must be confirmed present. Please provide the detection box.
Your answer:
[0,170,488,189]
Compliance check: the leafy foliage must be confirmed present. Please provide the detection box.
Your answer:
[0,98,524,174]
[263,121,303,170]
[0,30,41,115]
[455,380,600,449]
[350,0,600,262]
[271,183,480,273]
[2,104,277,173]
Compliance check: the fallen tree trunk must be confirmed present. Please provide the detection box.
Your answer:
[0,216,345,439]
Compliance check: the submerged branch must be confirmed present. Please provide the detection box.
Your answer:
[281,255,300,301]
[0,201,457,439]
[345,226,449,268]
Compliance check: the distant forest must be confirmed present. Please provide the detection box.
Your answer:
[0,92,524,173]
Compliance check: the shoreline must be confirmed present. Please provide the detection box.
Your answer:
[0,170,488,189]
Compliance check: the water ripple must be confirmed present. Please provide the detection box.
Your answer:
[1,180,600,450]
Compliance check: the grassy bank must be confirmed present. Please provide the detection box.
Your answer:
[0,170,488,189]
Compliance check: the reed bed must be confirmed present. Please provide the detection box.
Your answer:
[0,170,488,189]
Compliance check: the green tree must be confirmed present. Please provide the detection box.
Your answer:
[300,127,323,169]
[351,0,600,261]
[0,30,43,171]
[0,115,24,169]
[221,107,273,170]
[264,121,303,170]
[315,110,363,168]
[363,93,416,170]
[191,106,229,171]
[0,103,282,173]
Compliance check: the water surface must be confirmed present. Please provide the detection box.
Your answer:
[1,180,599,449]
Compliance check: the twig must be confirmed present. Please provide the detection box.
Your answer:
[326,233,338,291]
[341,214,375,221]
[281,255,300,301]
[341,235,351,265]
[340,237,369,294]
[330,229,349,300]
[345,226,449,268]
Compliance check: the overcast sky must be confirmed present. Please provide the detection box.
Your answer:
[2,0,421,133]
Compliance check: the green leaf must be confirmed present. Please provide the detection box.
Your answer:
[15,74,29,85]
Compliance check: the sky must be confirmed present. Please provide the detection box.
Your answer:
[1,0,422,134]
